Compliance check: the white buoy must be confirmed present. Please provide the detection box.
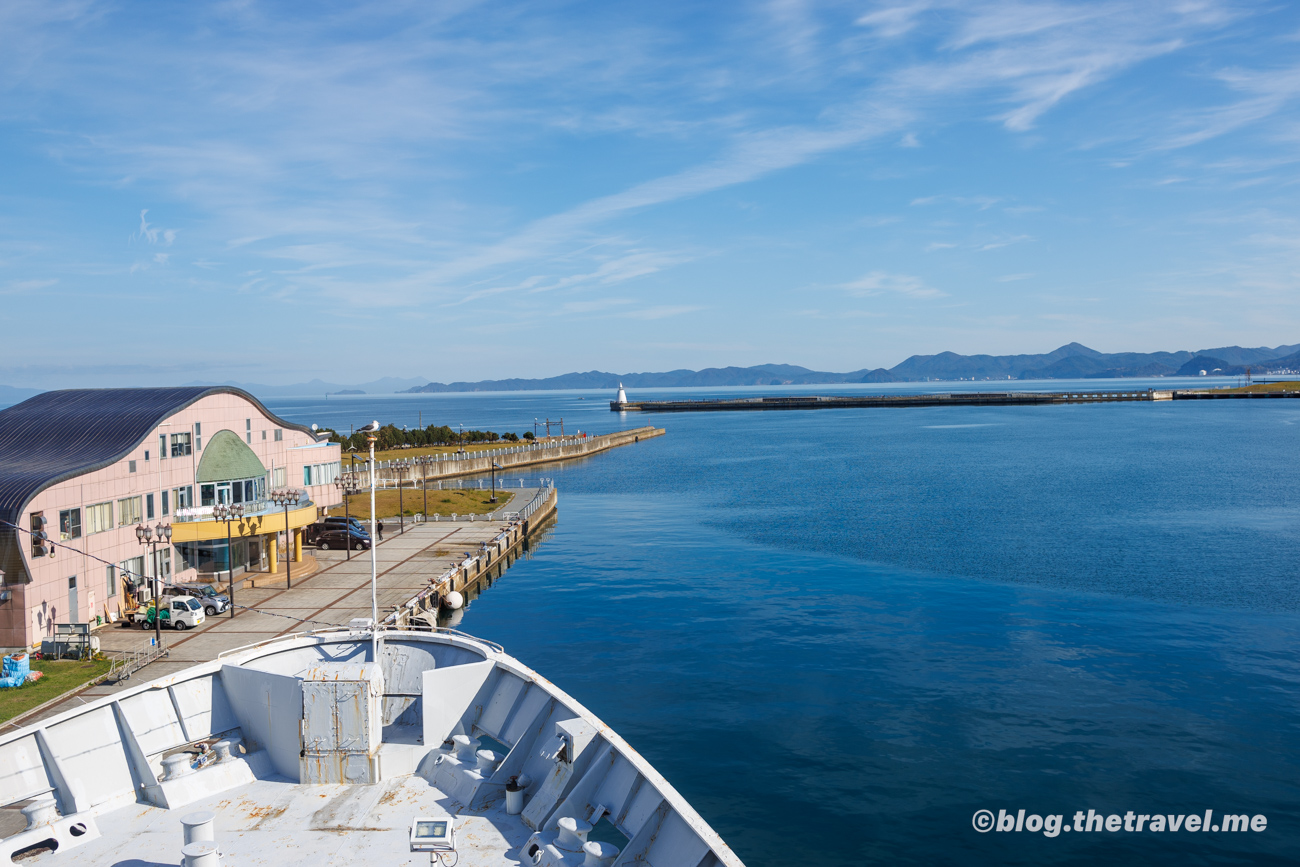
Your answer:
[443,590,464,610]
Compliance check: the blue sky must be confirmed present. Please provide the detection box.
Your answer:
[2,1,1299,387]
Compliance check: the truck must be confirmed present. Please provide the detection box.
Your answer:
[133,596,205,631]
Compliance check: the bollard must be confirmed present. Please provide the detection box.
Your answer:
[181,840,220,867]
[181,811,216,845]
[556,816,592,851]
[21,798,58,829]
[583,841,620,867]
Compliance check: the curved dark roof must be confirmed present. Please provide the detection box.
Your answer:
[0,386,317,530]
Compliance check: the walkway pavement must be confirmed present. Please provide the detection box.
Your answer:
[16,491,543,726]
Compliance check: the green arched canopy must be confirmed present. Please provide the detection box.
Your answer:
[196,430,267,483]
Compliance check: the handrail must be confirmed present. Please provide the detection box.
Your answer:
[214,624,505,660]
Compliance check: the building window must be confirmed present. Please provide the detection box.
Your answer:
[196,436,202,451]
[246,419,251,430]
[247,432,252,443]
[106,564,116,598]
[86,502,113,534]
[195,422,201,437]
[200,484,215,507]
[129,460,137,473]
[144,450,150,462]
[303,462,340,487]
[162,490,170,516]
[262,430,267,440]
[271,467,286,488]
[160,434,167,460]
[118,496,143,526]
[146,493,155,520]
[170,432,192,457]
[274,429,283,442]
[59,508,81,541]
[173,486,194,510]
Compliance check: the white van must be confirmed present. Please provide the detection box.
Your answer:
[133,595,205,630]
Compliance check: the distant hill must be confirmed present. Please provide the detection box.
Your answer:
[181,376,429,397]
[403,342,1300,392]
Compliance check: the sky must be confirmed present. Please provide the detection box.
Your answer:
[2,0,1300,388]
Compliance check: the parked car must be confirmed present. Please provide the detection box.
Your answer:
[165,583,230,616]
[306,516,369,544]
[133,596,205,630]
[315,527,372,551]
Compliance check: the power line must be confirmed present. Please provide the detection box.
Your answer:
[0,519,343,630]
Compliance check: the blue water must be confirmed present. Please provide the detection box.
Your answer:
[263,383,1300,865]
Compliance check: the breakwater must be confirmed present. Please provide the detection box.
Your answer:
[360,425,664,484]
[611,388,1300,412]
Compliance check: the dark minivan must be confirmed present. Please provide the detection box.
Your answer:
[315,526,371,551]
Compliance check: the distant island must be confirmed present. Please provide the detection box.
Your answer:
[329,389,365,395]
[403,342,1300,392]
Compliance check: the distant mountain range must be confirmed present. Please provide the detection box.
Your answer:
[2,344,1297,407]
[403,342,1300,392]
[178,376,430,397]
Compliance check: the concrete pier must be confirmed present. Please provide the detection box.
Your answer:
[18,488,559,726]
[364,426,664,485]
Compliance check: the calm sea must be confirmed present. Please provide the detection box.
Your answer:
[262,381,1300,866]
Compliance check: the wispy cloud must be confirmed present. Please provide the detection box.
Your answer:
[135,210,176,245]
[0,279,57,296]
[841,271,946,298]
[622,304,704,320]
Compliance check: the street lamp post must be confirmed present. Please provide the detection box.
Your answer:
[420,455,429,520]
[333,474,361,560]
[396,459,408,534]
[136,521,172,648]
[490,462,500,504]
[363,421,381,661]
[270,489,302,589]
[213,503,244,619]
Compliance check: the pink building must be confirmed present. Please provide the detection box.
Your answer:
[0,387,342,649]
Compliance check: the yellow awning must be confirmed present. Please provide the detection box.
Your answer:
[170,502,318,543]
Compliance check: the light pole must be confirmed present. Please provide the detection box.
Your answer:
[458,424,465,454]
[136,521,171,648]
[333,474,361,560]
[270,489,301,589]
[490,462,500,504]
[396,459,408,534]
[420,455,429,520]
[363,421,381,661]
[213,503,244,619]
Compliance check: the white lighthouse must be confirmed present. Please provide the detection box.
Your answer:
[615,382,628,405]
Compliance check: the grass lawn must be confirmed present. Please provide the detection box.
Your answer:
[1226,381,1300,393]
[330,488,514,521]
[0,658,113,723]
